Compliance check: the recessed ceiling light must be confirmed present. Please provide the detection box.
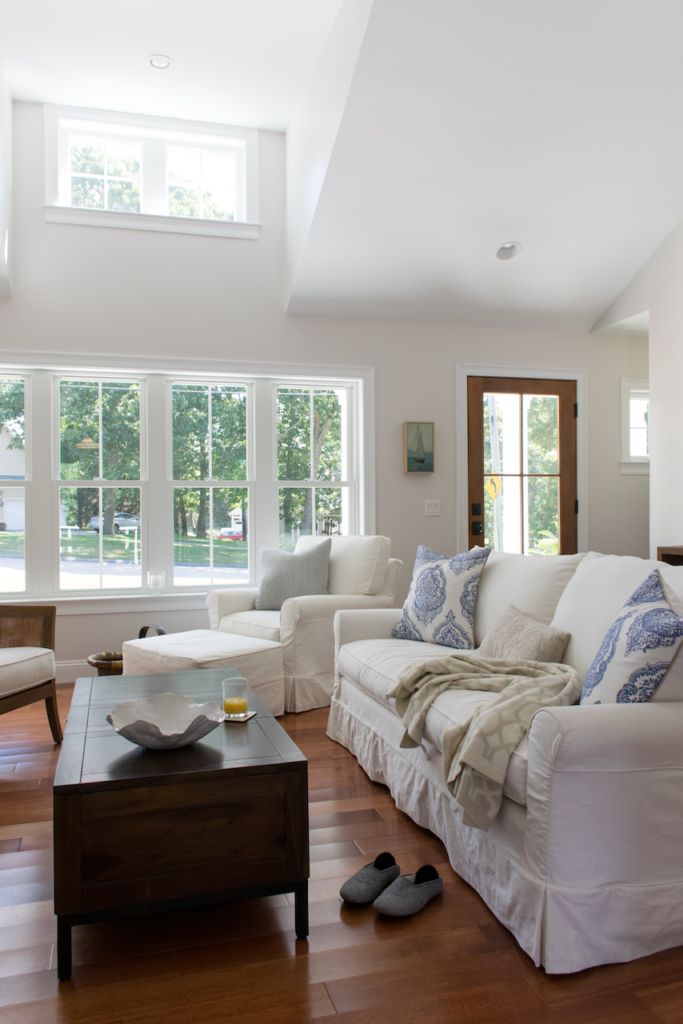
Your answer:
[496,241,522,261]
[148,54,173,71]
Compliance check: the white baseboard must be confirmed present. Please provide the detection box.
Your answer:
[57,660,94,684]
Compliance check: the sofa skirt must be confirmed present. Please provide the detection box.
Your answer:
[328,675,683,973]
[327,676,546,965]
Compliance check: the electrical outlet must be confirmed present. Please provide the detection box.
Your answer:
[425,499,441,516]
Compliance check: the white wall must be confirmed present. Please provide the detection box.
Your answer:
[0,66,12,298]
[596,220,683,556]
[286,0,373,301]
[0,101,649,677]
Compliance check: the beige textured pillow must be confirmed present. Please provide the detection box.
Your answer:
[478,606,570,663]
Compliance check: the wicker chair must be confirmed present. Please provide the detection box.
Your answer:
[0,605,62,743]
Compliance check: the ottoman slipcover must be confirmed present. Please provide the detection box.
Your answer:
[121,629,284,716]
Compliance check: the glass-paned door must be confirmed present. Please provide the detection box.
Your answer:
[467,377,577,554]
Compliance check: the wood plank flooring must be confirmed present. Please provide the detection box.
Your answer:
[1,686,682,1022]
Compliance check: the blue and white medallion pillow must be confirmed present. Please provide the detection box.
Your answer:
[392,545,491,649]
[581,570,683,704]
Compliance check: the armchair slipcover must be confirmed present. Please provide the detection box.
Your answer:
[207,535,401,712]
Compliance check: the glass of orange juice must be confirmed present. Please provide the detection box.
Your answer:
[222,677,249,720]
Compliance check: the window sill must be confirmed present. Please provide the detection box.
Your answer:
[44,205,261,240]
[620,461,649,475]
[6,592,212,616]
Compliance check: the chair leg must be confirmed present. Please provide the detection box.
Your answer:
[45,682,63,744]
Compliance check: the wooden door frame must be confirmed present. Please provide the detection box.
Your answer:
[454,364,588,553]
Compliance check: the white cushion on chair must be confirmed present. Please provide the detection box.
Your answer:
[218,610,281,642]
[295,535,391,595]
[0,647,56,697]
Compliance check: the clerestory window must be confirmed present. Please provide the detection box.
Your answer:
[44,106,259,239]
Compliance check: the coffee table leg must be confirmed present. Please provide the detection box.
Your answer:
[294,881,308,939]
[57,917,72,980]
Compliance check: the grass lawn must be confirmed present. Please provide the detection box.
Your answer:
[0,530,249,568]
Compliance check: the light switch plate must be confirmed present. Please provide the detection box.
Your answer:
[425,499,441,516]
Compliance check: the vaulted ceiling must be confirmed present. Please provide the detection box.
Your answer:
[3,0,682,330]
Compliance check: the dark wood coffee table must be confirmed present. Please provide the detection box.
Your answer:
[53,670,309,980]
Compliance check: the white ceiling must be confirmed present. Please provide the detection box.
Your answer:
[3,0,681,329]
[0,0,344,130]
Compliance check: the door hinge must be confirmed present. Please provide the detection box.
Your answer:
[575,498,579,514]
[574,402,578,417]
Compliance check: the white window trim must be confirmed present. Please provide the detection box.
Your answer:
[0,353,374,604]
[43,105,260,241]
[620,377,649,475]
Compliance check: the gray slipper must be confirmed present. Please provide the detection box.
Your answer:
[373,864,443,916]
[340,851,400,904]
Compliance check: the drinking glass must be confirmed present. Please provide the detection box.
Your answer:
[222,677,249,719]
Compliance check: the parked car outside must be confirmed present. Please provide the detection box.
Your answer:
[218,526,244,541]
[88,512,140,533]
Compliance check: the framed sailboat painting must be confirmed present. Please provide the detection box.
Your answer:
[403,421,434,473]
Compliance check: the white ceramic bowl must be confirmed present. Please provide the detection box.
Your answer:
[106,691,224,749]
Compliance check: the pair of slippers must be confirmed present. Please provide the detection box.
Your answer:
[340,851,442,916]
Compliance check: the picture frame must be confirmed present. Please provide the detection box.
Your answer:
[403,421,434,473]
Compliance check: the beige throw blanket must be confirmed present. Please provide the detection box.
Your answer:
[388,655,580,830]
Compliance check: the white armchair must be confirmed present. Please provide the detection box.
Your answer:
[207,535,401,712]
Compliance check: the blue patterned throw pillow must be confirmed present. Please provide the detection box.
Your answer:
[580,570,683,704]
[392,545,491,649]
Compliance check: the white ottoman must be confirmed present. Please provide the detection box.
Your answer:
[122,629,285,717]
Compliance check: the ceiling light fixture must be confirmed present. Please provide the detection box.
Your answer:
[148,54,173,70]
[496,241,522,261]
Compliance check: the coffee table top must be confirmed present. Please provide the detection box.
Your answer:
[54,670,306,793]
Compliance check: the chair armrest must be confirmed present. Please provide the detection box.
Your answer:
[206,588,258,629]
[525,702,683,886]
[279,593,395,632]
[334,607,402,649]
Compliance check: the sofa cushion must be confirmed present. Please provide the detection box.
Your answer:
[474,551,584,646]
[218,610,281,642]
[338,637,466,705]
[255,538,331,610]
[337,638,528,806]
[478,606,570,663]
[296,534,391,595]
[580,570,683,704]
[392,545,491,648]
[551,551,683,700]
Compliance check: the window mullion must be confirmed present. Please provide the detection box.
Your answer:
[144,377,168,587]
[97,381,103,479]
[207,387,214,577]
[252,381,277,557]
[27,373,54,595]
[142,138,167,215]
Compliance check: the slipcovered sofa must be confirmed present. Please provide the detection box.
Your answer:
[328,550,683,973]
[207,534,401,712]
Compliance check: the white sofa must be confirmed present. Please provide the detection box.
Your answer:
[207,535,402,712]
[328,550,683,974]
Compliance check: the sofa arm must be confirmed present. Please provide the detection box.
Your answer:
[525,703,683,887]
[206,588,258,629]
[334,607,402,649]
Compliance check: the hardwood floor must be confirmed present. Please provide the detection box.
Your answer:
[1,686,682,1023]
